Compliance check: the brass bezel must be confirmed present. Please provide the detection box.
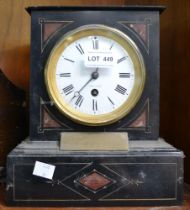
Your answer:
[45,24,146,126]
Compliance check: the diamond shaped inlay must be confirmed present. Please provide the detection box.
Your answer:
[78,171,112,192]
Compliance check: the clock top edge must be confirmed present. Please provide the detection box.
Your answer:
[26,5,166,15]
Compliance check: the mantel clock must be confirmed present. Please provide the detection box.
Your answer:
[6,6,184,207]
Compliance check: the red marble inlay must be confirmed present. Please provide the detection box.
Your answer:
[79,172,111,191]
[129,108,147,128]
[43,22,71,43]
[128,23,147,43]
[43,108,61,128]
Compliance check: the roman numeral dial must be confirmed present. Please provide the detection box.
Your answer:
[75,95,84,107]
[62,84,74,95]
[56,36,135,116]
[75,43,84,55]
[92,37,99,50]
[59,73,71,77]
[115,85,127,95]
[92,99,98,113]
[119,73,131,78]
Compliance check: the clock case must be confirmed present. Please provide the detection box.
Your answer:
[6,6,184,207]
[28,6,161,141]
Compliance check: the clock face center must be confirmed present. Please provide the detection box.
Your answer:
[91,70,99,80]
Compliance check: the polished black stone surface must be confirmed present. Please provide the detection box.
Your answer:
[29,6,161,140]
[6,139,184,207]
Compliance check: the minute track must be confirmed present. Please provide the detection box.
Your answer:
[117,56,128,64]
[107,97,115,106]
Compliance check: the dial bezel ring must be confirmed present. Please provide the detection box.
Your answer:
[45,24,146,126]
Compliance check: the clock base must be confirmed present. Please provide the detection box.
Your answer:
[6,138,184,207]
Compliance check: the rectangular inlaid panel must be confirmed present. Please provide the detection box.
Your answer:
[6,143,183,207]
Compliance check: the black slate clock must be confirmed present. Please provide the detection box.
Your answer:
[29,6,160,141]
[6,6,184,207]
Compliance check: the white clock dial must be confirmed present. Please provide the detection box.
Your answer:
[55,36,135,115]
[45,25,145,126]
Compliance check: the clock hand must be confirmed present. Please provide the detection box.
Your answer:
[79,68,99,92]
[70,68,99,101]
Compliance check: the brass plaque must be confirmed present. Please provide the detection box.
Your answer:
[60,132,128,151]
